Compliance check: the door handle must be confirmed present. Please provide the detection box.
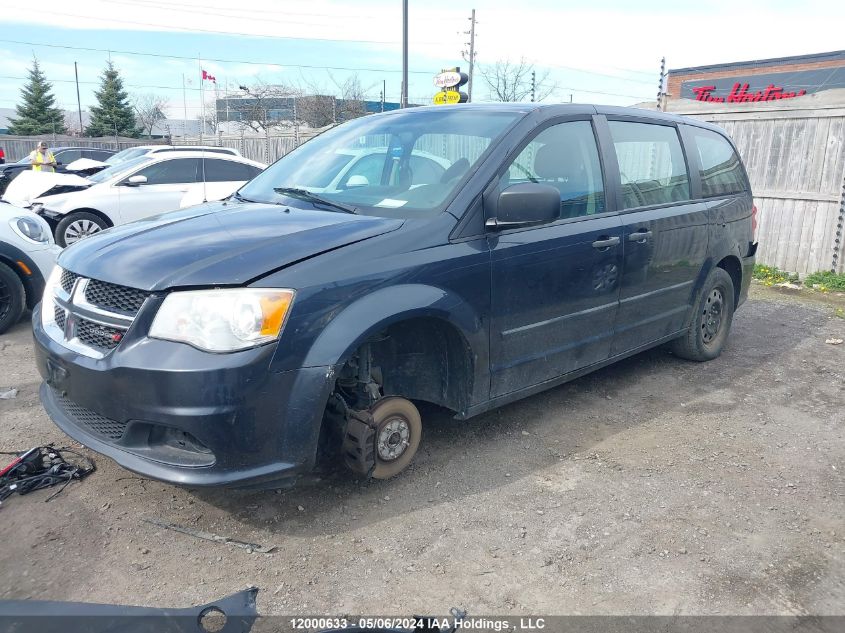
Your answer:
[628,230,653,243]
[591,236,620,249]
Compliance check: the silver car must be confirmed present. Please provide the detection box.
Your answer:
[0,200,60,334]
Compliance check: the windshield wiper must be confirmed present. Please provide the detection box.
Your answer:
[273,187,357,214]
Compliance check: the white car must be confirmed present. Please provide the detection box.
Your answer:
[31,152,266,246]
[293,148,452,193]
[107,144,242,165]
[0,200,60,334]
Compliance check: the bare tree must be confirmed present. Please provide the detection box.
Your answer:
[198,95,220,135]
[133,93,169,137]
[479,58,557,102]
[63,110,83,136]
[295,72,372,128]
[228,81,298,134]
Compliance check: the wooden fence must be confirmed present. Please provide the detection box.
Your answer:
[669,96,845,275]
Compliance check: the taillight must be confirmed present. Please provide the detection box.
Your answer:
[751,204,758,240]
[0,148,5,160]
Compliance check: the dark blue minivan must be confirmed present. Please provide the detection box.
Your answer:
[32,104,757,487]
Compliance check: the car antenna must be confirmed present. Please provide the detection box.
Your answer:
[201,146,208,203]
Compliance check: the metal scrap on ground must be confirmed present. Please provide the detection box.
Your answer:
[143,517,277,554]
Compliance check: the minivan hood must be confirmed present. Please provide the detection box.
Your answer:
[58,201,404,291]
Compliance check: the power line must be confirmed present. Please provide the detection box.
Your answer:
[24,9,462,46]
[0,38,437,75]
[113,0,466,24]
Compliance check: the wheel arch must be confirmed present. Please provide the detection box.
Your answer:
[715,254,742,307]
[62,207,115,228]
[299,284,486,415]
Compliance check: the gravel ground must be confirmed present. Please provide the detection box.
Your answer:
[0,284,843,617]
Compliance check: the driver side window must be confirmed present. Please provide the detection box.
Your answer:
[132,158,200,185]
[503,121,605,219]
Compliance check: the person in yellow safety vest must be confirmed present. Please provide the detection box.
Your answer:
[28,142,57,172]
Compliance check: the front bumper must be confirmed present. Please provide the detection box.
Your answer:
[33,304,334,487]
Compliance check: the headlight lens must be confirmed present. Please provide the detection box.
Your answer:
[9,216,50,244]
[149,288,295,352]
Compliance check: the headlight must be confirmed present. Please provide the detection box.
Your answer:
[9,216,51,244]
[149,288,295,352]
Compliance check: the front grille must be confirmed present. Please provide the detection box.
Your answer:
[54,305,66,330]
[76,318,123,351]
[60,269,79,294]
[52,389,128,440]
[84,279,149,315]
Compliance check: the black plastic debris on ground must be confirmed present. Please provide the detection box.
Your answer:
[0,445,95,507]
[0,587,259,633]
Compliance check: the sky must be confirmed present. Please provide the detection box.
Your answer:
[1,0,844,125]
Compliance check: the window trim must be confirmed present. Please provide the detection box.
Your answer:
[483,114,618,235]
[118,157,201,186]
[598,116,696,214]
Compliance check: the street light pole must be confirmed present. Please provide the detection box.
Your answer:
[401,0,408,108]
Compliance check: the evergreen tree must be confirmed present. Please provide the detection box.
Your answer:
[7,58,67,135]
[86,61,138,138]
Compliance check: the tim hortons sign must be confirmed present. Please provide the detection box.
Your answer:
[692,82,807,103]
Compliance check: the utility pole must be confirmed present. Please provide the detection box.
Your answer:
[382,79,386,111]
[657,56,666,111]
[74,62,83,136]
[464,9,477,102]
[530,70,536,102]
[401,0,408,108]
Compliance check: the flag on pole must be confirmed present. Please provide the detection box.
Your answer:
[202,69,216,83]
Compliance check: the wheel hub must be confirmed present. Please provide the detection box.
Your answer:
[65,219,102,244]
[377,417,410,462]
[701,288,724,344]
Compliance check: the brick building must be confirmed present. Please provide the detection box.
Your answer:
[665,49,845,106]
[658,51,845,276]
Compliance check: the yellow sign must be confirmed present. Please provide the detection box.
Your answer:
[433,90,462,105]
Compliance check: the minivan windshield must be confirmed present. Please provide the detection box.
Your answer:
[237,108,522,218]
[87,155,152,183]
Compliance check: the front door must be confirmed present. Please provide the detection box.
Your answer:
[116,157,200,223]
[603,120,709,355]
[489,119,623,397]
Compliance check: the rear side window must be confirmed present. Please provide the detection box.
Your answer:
[608,121,690,208]
[689,127,748,197]
[201,159,260,182]
[84,150,113,162]
[56,149,83,163]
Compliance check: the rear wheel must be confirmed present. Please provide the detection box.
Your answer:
[0,261,26,335]
[670,268,735,361]
[56,211,109,247]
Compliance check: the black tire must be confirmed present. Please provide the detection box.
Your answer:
[670,267,735,362]
[56,211,109,247]
[369,397,422,480]
[0,261,26,335]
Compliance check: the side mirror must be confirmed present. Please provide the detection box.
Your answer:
[124,175,148,187]
[486,183,560,230]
